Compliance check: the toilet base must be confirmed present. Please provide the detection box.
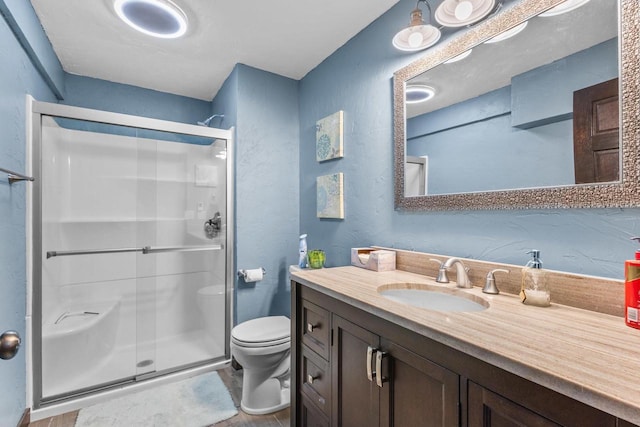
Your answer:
[241,388,290,415]
[240,374,290,415]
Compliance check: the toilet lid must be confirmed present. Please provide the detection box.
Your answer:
[231,315,290,344]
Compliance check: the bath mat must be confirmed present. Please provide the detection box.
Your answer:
[75,371,237,427]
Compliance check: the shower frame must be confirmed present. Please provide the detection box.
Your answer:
[27,98,235,412]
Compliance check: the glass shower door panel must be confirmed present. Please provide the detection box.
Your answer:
[39,117,229,403]
[143,132,228,372]
[40,117,141,399]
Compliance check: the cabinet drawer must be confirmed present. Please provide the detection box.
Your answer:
[301,395,330,427]
[301,345,331,417]
[301,299,330,359]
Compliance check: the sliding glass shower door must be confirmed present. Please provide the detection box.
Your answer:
[33,104,233,407]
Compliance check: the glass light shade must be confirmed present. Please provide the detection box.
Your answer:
[484,21,528,44]
[434,0,495,27]
[393,7,441,52]
[114,0,188,38]
[393,25,441,51]
[454,1,474,20]
[540,0,590,17]
[406,85,436,103]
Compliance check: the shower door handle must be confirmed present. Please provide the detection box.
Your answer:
[0,331,21,360]
[47,245,222,259]
[141,245,222,254]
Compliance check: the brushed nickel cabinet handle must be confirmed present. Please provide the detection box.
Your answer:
[307,374,318,384]
[0,330,21,360]
[367,346,375,381]
[376,351,387,388]
[307,322,317,333]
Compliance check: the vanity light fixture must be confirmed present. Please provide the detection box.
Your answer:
[392,0,441,52]
[539,0,590,17]
[114,0,188,39]
[434,0,496,27]
[444,48,472,63]
[406,85,436,103]
[484,21,528,44]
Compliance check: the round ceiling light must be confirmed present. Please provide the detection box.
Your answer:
[406,85,436,104]
[484,21,528,44]
[539,0,590,17]
[114,0,188,39]
[435,0,496,27]
[393,7,441,52]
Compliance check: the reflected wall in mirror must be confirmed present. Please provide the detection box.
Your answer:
[393,0,640,210]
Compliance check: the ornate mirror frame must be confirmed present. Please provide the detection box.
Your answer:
[394,0,639,210]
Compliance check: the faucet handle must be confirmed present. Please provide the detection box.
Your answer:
[482,269,510,294]
[430,259,450,283]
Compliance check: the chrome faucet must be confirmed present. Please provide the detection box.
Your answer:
[435,257,472,288]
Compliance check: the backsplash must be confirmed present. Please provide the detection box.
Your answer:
[376,247,625,317]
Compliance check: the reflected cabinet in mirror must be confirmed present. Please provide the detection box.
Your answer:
[394,0,640,210]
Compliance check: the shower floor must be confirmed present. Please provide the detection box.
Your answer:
[43,329,224,399]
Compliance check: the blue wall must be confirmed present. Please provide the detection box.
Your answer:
[0,0,64,98]
[61,74,212,123]
[213,64,300,324]
[298,0,640,280]
[0,7,57,427]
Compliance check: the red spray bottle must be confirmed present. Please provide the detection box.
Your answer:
[625,237,640,329]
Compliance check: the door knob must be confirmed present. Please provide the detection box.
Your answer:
[0,330,21,360]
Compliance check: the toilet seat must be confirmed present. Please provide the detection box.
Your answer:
[231,315,290,348]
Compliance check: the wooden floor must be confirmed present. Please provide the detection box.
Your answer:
[28,366,290,427]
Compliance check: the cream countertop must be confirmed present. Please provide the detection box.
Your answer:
[291,266,640,423]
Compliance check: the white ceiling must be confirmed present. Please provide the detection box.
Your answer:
[30,0,400,101]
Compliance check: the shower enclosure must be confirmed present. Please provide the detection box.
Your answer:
[29,100,234,409]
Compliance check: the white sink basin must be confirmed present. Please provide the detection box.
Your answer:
[378,283,489,312]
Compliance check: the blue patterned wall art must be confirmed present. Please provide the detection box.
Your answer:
[317,173,344,219]
[316,110,344,162]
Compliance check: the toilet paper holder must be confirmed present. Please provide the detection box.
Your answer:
[237,268,267,280]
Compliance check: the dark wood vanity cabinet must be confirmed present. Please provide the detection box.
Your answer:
[331,315,459,426]
[292,281,634,427]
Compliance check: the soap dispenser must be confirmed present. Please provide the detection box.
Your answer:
[520,250,550,307]
[624,237,640,329]
[298,234,308,268]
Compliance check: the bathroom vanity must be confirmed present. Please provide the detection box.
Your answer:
[290,249,640,426]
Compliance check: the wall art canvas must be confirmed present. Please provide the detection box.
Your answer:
[317,173,344,219]
[316,110,344,162]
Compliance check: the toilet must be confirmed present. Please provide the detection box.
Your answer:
[230,315,291,415]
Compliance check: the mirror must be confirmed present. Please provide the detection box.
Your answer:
[394,0,640,210]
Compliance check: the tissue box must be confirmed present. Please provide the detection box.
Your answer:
[351,248,396,272]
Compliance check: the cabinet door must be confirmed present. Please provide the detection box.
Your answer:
[380,339,459,427]
[468,381,560,427]
[332,315,381,427]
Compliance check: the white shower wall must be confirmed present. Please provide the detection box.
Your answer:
[39,118,228,400]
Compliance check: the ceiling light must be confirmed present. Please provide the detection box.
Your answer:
[454,1,474,20]
[435,0,496,27]
[444,49,472,63]
[114,0,188,39]
[393,1,441,52]
[484,21,528,44]
[406,85,436,103]
[539,0,590,17]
